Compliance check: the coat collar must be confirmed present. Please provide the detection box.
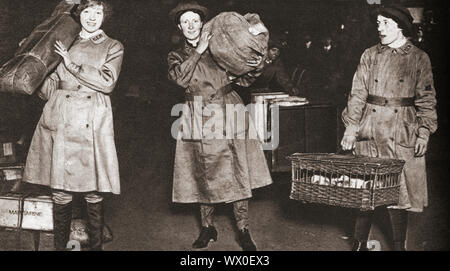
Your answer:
[377,40,413,55]
[79,30,108,44]
[182,40,198,54]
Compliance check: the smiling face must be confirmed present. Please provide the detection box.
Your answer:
[178,11,203,42]
[377,15,402,45]
[80,4,104,33]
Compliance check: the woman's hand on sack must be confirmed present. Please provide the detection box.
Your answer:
[54,40,72,68]
[195,31,212,55]
[341,135,356,151]
[415,137,428,157]
[246,55,263,67]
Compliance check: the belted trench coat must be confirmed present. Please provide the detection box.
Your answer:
[342,41,437,212]
[23,31,124,194]
[168,41,273,204]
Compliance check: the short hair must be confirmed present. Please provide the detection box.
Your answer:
[73,0,113,25]
[175,9,206,25]
[377,11,411,37]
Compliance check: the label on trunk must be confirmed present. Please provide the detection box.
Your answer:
[2,143,13,156]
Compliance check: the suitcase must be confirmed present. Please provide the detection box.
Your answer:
[1,163,52,232]
[0,193,53,231]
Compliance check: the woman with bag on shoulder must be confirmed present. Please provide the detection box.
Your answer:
[23,0,124,251]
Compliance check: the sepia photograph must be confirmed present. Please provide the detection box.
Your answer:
[0,0,448,256]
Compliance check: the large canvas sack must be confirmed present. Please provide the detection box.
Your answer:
[204,12,269,76]
[0,1,80,95]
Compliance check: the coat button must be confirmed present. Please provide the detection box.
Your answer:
[394,109,398,113]
[374,79,378,82]
[66,95,70,98]
[77,85,82,89]
[87,96,91,99]
[86,124,89,128]
[372,109,376,112]
[399,79,404,83]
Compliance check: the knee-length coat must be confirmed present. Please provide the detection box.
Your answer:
[342,41,437,212]
[168,41,273,204]
[23,31,124,194]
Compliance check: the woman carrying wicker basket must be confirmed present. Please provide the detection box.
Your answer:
[341,4,437,251]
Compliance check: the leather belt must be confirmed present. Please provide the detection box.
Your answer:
[185,84,233,102]
[367,95,415,107]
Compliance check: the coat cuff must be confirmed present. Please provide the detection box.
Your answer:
[344,125,358,137]
[67,62,81,75]
[417,127,430,141]
[191,50,202,62]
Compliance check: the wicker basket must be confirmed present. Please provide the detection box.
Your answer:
[288,153,405,211]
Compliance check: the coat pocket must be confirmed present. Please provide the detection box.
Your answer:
[357,106,373,141]
[40,95,60,131]
[396,121,418,148]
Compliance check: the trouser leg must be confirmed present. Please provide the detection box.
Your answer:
[352,210,374,251]
[388,209,408,251]
[85,192,104,251]
[353,210,374,242]
[200,204,215,227]
[193,204,217,248]
[233,200,256,251]
[233,200,249,231]
[52,190,73,251]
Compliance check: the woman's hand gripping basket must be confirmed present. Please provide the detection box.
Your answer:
[287,153,405,211]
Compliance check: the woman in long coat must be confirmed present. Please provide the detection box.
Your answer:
[167,1,272,251]
[23,0,123,250]
[341,5,437,251]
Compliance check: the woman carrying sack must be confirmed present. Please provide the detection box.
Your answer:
[167,1,272,251]
[23,0,124,251]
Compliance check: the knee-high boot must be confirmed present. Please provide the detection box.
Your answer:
[352,210,374,251]
[53,202,73,251]
[388,209,407,251]
[86,202,104,251]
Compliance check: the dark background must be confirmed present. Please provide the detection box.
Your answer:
[1,0,448,113]
[0,0,449,251]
